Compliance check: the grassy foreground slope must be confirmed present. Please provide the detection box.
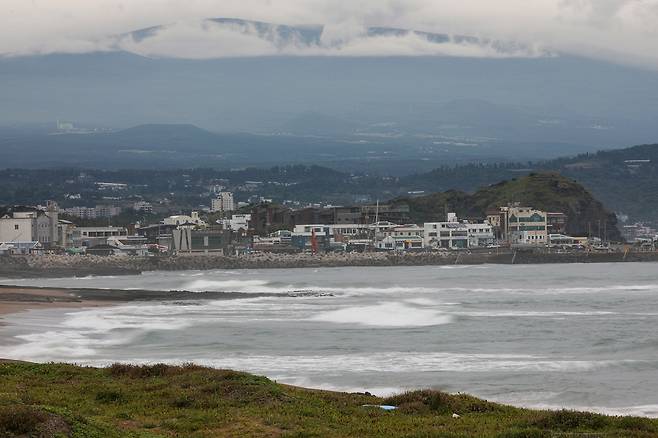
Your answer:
[1,363,657,437]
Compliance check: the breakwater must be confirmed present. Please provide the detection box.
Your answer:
[2,250,658,279]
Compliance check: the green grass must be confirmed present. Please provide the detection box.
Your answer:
[0,363,656,437]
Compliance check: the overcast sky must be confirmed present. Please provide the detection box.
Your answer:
[2,0,658,68]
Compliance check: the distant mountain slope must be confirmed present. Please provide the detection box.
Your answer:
[545,144,658,222]
[0,122,600,170]
[394,172,621,240]
[2,47,658,150]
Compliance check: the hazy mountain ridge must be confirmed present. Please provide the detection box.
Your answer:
[2,50,657,149]
[0,122,607,170]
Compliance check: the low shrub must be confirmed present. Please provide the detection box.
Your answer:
[531,410,610,431]
[95,389,125,404]
[384,390,501,415]
[107,362,205,378]
[0,405,45,434]
[0,404,57,435]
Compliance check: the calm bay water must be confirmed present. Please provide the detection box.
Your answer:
[2,263,658,416]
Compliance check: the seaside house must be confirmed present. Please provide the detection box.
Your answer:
[487,205,549,246]
[376,224,424,251]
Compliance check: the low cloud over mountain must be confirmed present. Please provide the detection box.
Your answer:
[111,19,549,59]
[2,0,658,68]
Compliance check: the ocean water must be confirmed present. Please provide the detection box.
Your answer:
[2,263,658,417]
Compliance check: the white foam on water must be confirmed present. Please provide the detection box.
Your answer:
[404,297,444,306]
[1,304,199,361]
[6,331,100,358]
[309,302,453,327]
[61,306,194,332]
[516,403,658,418]
[453,310,617,317]
[181,278,440,297]
[69,352,635,375]
[183,279,280,293]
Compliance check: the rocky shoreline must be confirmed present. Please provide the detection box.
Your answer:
[2,250,658,279]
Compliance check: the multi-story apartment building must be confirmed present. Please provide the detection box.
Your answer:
[211,192,235,213]
[423,213,494,249]
[63,205,122,219]
[424,213,468,249]
[424,222,469,249]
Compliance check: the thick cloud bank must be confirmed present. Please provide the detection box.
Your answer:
[2,0,658,68]
[114,19,549,59]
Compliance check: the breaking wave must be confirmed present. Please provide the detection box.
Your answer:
[309,302,453,327]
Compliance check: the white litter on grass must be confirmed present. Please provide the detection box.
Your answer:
[362,404,397,411]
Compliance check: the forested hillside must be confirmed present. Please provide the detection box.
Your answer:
[393,172,622,241]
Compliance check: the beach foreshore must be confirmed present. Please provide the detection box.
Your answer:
[2,249,658,279]
[0,286,113,322]
[0,284,307,323]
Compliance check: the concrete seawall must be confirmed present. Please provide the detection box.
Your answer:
[2,250,658,279]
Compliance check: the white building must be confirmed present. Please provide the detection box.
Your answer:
[0,203,59,249]
[133,201,153,213]
[72,226,128,247]
[219,214,251,232]
[466,223,495,247]
[64,205,122,219]
[163,212,207,228]
[376,224,424,250]
[211,192,235,213]
[424,222,468,249]
[423,213,493,249]
[106,235,149,256]
[0,212,36,243]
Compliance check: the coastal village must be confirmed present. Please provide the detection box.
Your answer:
[1,189,654,258]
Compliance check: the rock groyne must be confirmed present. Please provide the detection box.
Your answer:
[1,250,658,278]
